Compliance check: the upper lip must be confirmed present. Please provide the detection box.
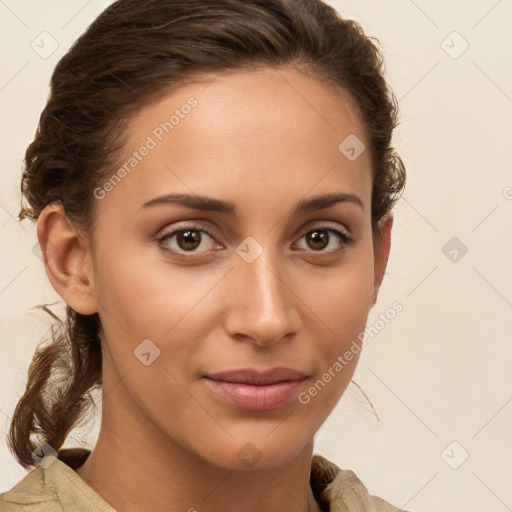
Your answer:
[205,366,308,385]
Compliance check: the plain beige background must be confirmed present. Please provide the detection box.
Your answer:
[1,1,511,511]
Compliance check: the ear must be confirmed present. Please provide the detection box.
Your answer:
[371,213,394,307]
[36,202,98,315]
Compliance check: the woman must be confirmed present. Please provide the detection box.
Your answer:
[0,0,409,510]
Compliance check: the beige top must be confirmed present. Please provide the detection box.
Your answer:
[0,448,411,511]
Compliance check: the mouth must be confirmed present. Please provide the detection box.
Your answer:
[202,367,308,411]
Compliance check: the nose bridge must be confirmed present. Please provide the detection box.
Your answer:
[225,240,299,344]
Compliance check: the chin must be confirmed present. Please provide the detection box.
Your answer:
[192,428,314,472]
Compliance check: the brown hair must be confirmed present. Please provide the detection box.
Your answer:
[9,0,406,468]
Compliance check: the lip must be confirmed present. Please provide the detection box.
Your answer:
[206,366,307,385]
[203,367,307,411]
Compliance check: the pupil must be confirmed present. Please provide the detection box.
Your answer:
[309,230,328,250]
[178,230,201,250]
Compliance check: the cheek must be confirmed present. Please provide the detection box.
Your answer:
[93,244,228,383]
[307,253,375,361]
[93,252,214,414]
[94,240,209,334]
[324,266,374,330]
[301,269,373,414]
[317,238,374,303]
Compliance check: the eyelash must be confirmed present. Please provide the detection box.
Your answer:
[157,221,354,258]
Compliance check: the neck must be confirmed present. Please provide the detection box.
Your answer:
[75,378,323,512]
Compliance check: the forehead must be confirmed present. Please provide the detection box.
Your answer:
[96,66,372,219]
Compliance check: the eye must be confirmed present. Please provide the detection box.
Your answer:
[157,222,353,258]
[295,225,353,253]
[158,223,221,255]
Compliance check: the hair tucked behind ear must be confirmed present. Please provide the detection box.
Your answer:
[10,0,405,468]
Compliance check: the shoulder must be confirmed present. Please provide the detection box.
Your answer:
[0,464,62,512]
[311,453,414,512]
[0,450,115,512]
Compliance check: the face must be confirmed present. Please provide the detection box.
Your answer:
[66,66,390,470]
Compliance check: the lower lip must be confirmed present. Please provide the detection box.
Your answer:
[203,378,305,411]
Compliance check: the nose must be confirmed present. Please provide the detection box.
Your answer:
[223,248,301,347]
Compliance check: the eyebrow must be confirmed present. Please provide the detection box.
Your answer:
[139,191,364,214]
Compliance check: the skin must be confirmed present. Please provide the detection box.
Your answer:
[37,65,393,512]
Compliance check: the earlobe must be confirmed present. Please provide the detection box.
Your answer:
[372,213,394,306]
[36,202,98,315]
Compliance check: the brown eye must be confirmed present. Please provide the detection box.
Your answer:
[306,230,330,251]
[175,230,202,251]
[296,226,352,253]
[158,224,220,255]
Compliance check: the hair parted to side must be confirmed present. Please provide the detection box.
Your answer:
[10,0,406,468]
